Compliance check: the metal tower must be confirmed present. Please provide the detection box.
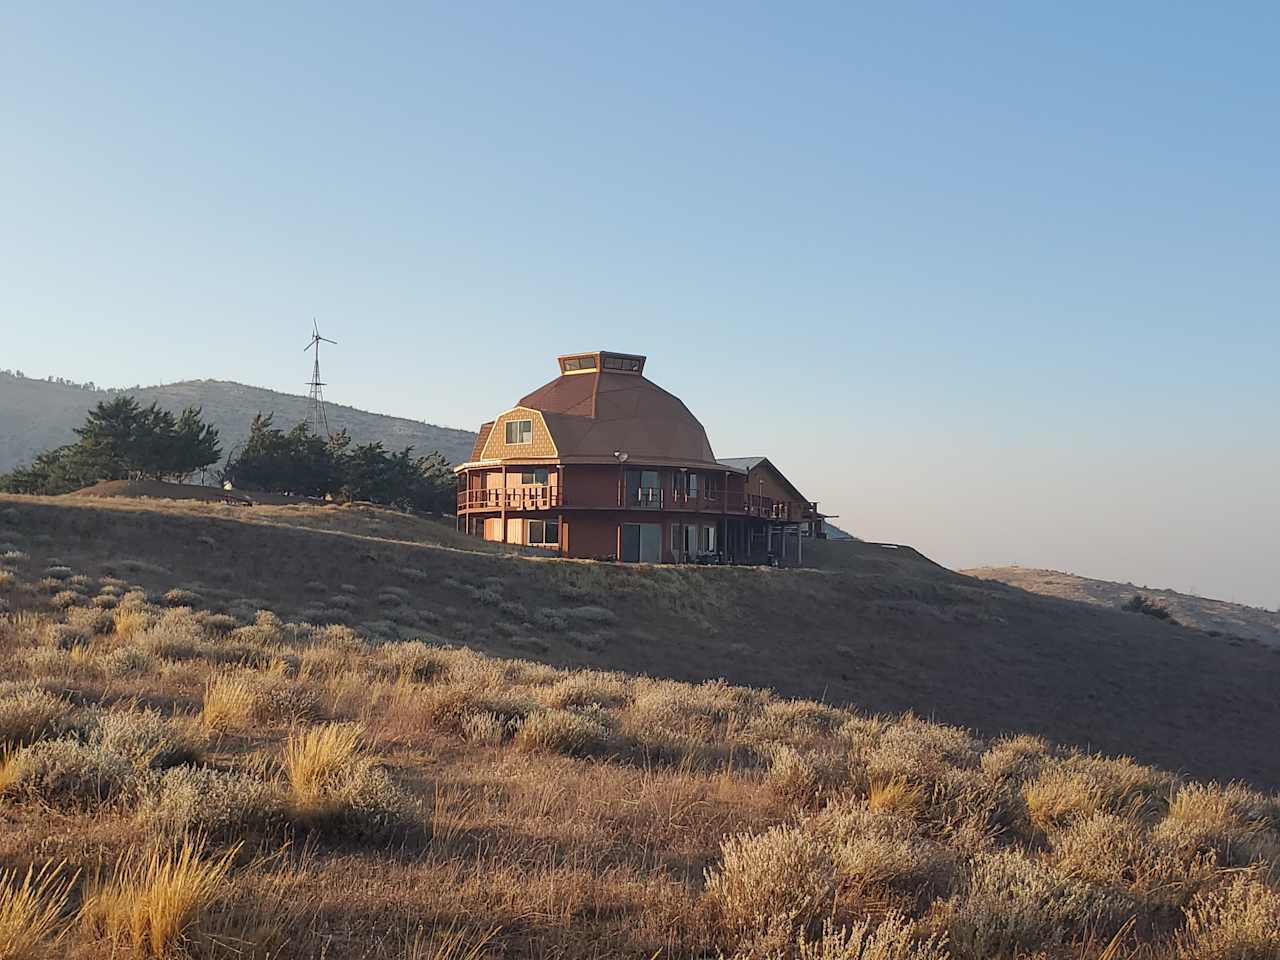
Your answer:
[304,319,337,438]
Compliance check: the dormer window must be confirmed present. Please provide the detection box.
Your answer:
[505,419,532,444]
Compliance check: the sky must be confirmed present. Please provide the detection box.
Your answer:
[2,3,1277,607]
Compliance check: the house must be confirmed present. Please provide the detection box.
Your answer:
[454,351,825,563]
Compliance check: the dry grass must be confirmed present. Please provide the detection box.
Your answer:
[0,861,77,960]
[0,536,1277,959]
[81,836,238,958]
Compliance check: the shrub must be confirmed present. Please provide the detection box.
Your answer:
[817,802,956,903]
[199,613,239,634]
[1123,593,1178,623]
[796,914,951,960]
[0,859,78,960]
[139,766,282,841]
[980,734,1051,783]
[81,835,238,958]
[1176,874,1280,959]
[0,685,70,748]
[1024,753,1174,834]
[42,566,72,582]
[865,717,981,790]
[44,623,87,650]
[562,605,616,625]
[374,641,449,683]
[135,608,209,660]
[513,708,610,756]
[66,606,115,636]
[50,590,83,610]
[162,588,203,607]
[938,849,1127,957]
[703,824,836,940]
[751,699,849,743]
[1156,781,1278,867]
[0,739,136,809]
[90,594,119,610]
[91,708,202,770]
[103,646,158,678]
[542,670,630,709]
[1050,811,1216,909]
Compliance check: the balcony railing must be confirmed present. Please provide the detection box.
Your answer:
[457,481,802,522]
[457,486,561,511]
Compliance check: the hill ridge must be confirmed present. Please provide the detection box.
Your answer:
[965,563,1280,648]
[0,371,477,472]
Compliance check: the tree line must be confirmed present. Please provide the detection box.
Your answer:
[0,396,453,513]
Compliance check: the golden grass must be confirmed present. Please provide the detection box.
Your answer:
[868,776,927,818]
[0,541,1278,959]
[81,836,238,958]
[0,861,77,960]
[283,721,365,813]
[201,673,259,731]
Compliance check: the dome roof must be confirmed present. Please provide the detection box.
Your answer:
[515,352,719,467]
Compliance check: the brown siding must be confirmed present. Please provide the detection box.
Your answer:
[746,464,805,519]
[564,463,621,508]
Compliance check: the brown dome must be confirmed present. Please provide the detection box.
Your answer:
[516,352,719,467]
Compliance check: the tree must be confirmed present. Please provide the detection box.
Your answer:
[220,414,453,511]
[0,396,221,494]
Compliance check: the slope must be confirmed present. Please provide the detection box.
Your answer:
[965,564,1280,648]
[3,492,1278,789]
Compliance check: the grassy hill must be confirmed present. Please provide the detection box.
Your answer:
[0,371,477,473]
[3,493,1278,790]
[965,565,1280,649]
[1,494,1277,958]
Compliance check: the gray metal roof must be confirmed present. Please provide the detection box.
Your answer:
[717,456,766,472]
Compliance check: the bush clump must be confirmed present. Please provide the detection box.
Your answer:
[0,739,137,809]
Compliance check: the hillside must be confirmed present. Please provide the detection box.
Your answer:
[3,494,1279,959]
[0,371,477,472]
[965,564,1280,649]
[3,492,1278,791]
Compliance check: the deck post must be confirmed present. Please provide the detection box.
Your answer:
[500,464,507,543]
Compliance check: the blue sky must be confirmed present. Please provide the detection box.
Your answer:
[3,3,1277,606]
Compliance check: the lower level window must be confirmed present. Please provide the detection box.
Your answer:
[527,519,559,545]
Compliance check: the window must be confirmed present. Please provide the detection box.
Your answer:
[505,419,532,444]
[700,524,716,553]
[672,471,699,498]
[603,356,642,371]
[561,356,597,372]
[527,519,559,545]
[521,468,549,485]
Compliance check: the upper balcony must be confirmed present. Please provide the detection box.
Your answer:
[458,483,801,520]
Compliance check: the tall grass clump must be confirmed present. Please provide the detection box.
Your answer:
[81,836,238,958]
[0,860,78,960]
[282,722,408,836]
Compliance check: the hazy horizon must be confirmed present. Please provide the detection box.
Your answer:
[4,4,1277,608]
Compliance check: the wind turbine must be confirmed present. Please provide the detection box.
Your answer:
[304,319,337,438]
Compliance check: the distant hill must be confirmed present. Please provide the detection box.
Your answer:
[964,564,1280,648]
[0,372,477,474]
